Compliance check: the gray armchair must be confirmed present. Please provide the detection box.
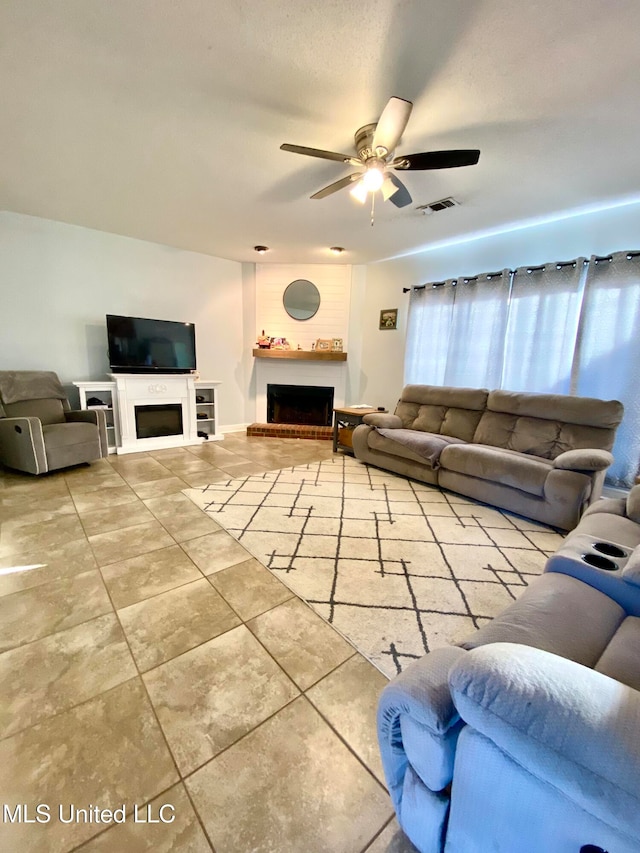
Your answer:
[0,371,108,475]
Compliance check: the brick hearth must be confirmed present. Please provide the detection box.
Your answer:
[246,423,333,440]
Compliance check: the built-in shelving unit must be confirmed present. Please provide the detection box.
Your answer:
[194,381,221,441]
[252,349,347,361]
[73,381,119,453]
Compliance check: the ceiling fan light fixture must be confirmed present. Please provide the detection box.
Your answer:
[329,246,345,254]
[350,180,368,204]
[362,166,384,192]
[279,97,480,219]
[254,245,270,254]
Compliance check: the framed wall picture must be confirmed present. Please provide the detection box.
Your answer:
[316,338,332,351]
[331,338,343,352]
[379,308,398,330]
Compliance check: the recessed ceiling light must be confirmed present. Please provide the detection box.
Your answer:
[254,245,270,254]
[329,246,345,254]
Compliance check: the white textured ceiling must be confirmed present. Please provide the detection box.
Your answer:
[3,0,640,264]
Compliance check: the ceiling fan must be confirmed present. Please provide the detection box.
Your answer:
[280,97,480,210]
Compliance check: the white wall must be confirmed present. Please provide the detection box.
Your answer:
[7,201,639,431]
[0,212,248,428]
[360,202,640,413]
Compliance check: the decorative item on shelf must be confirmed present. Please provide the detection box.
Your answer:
[297,344,302,350]
[86,396,106,407]
[311,342,316,351]
[379,308,398,330]
[196,395,206,403]
[271,337,291,350]
[196,412,207,419]
[331,338,343,352]
[316,338,332,351]
[257,330,271,349]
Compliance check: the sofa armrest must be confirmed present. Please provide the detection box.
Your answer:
[363,413,402,429]
[582,496,628,519]
[0,416,47,474]
[450,643,640,837]
[65,408,101,424]
[378,646,466,806]
[553,448,613,472]
[65,409,109,457]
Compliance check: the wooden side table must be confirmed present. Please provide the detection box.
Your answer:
[332,406,387,454]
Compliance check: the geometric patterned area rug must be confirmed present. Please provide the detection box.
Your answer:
[184,456,564,678]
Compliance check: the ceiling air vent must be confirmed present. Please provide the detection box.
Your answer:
[416,197,459,215]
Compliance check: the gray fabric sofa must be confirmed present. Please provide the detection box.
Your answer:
[352,384,624,530]
[0,370,108,474]
[378,486,640,853]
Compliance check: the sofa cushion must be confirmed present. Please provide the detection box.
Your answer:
[440,443,552,496]
[3,398,66,425]
[473,410,618,460]
[595,616,640,691]
[368,430,446,465]
[458,573,625,667]
[395,403,483,442]
[375,428,466,468]
[42,421,99,448]
[400,385,489,410]
[395,386,488,442]
[472,390,623,460]
[628,485,640,524]
[473,411,555,458]
[571,511,640,551]
[486,389,624,428]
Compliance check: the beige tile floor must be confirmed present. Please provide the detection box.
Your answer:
[0,433,418,853]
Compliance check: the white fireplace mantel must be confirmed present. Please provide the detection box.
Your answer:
[110,373,220,454]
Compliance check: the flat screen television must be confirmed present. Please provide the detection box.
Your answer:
[106,314,196,374]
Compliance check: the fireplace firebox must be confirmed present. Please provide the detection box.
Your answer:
[267,384,334,427]
[135,404,183,439]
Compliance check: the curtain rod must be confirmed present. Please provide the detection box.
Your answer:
[401,253,640,293]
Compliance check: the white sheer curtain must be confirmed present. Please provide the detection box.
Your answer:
[502,260,585,394]
[404,281,456,385]
[575,251,640,487]
[443,270,511,388]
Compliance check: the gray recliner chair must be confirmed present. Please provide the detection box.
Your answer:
[0,371,108,475]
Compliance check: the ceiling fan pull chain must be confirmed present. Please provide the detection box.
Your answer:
[370,192,375,227]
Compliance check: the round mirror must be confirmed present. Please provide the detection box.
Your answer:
[283,279,320,321]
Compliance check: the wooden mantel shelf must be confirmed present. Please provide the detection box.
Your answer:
[252,348,347,362]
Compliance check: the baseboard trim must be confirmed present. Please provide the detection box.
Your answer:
[219,423,251,434]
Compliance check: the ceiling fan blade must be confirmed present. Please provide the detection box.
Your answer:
[392,149,481,170]
[280,143,352,163]
[310,173,362,200]
[386,174,412,208]
[372,97,413,155]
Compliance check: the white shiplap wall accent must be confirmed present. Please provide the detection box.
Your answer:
[253,264,352,422]
[255,264,351,350]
